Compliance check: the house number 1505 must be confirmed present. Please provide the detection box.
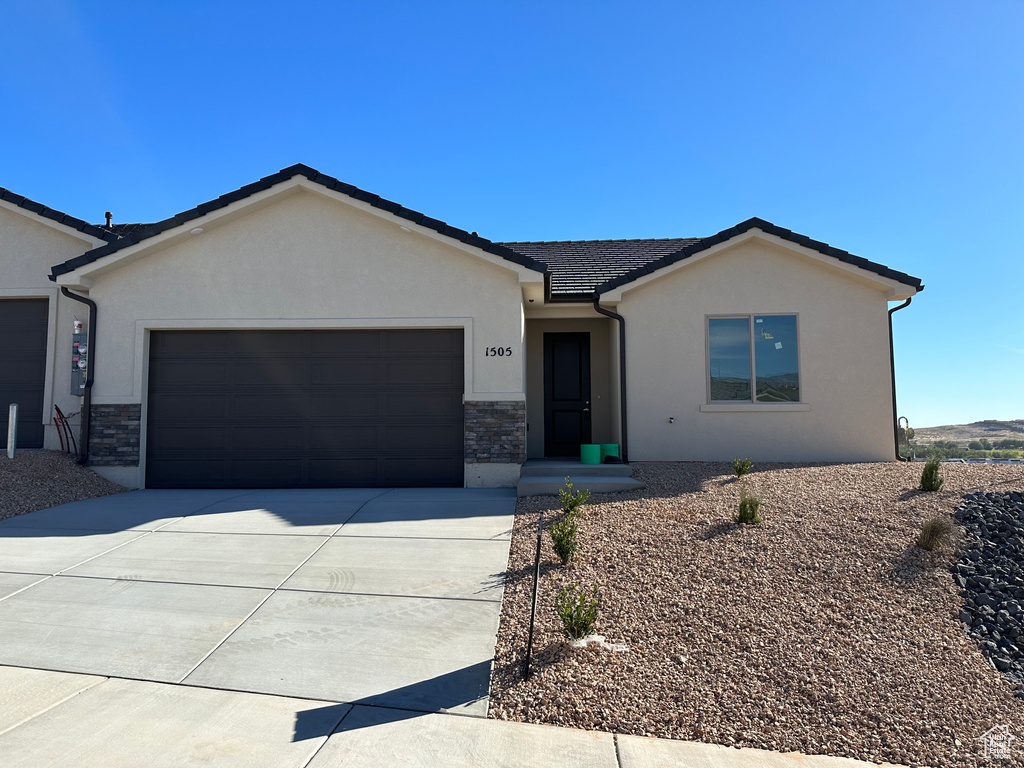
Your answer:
[485,347,513,357]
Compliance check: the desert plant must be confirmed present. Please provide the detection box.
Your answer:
[558,476,591,517]
[549,514,579,564]
[916,515,955,551]
[919,457,945,492]
[732,456,752,477]
[555,583,600,639]
[735,487,763,525]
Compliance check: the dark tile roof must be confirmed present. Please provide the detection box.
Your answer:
[584,217,923,295]
[0,186,119,242]
[49,164,551,280]
[94,222,150,238]
[42,165,923,296]
[497,237,702,297]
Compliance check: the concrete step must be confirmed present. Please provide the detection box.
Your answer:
[517,475,645,497]
[520,460,634,477]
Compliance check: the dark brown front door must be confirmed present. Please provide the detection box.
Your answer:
[543,332,591,457]
[0,299,48,449]
[146,329,464,488]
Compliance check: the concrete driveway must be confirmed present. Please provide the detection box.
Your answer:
[0,487,515,716]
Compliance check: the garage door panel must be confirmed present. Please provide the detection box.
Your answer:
[385,424,462,452]
[1,363,47,385]
[311,392,382,418]
[311,360,382,386]
[230,459,304,486]
[230,393,311,420]
[147,459,231,487]
[387,391,462,419]
[307,459,381,485]
[310,330,382,356]
[234,358,312,387]
[0,299,48,450]
[0,300,48,322]
[148,393,229,422]
[0,329,49,355]
[386,359,460,386]
[148,359,231,388]
[308,425,381,452]
[147,329,464,488]
[228,425,307,452]
[150,331,236,357]
[148,426,228,453]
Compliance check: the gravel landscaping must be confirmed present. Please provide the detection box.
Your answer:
[489,461,1024,768]
[0,450,124,520]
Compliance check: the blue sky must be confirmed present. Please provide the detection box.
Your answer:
[2,1,1021,428]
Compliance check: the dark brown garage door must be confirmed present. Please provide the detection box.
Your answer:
[0,299,48,449]
[146,329,464,488]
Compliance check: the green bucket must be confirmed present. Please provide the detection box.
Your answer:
[580,444,601,464]
[600,443,619,460]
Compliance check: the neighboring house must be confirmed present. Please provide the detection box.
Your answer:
[0,164,923,489]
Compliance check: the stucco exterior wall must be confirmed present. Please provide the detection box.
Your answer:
[83,189,529,487]
[524,317,614,458]
[619,237,895,462]
[0,206,101,450]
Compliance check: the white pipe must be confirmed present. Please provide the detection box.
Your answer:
[6,403,16,459]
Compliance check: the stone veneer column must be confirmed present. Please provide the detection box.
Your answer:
[464,401,526,464]
[87,404,141,467]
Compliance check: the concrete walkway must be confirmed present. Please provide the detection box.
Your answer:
[0,666,900,767]
[0,488,514,715]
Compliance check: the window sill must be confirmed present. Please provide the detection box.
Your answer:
[700,403,811,413]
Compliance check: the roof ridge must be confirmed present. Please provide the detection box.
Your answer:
[497,236,700,245]
[49,165,552,280]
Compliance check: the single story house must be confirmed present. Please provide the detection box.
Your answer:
[0,164,923,489]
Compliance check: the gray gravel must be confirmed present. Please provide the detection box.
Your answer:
[0,450,124,520]
[489,461,1024,768]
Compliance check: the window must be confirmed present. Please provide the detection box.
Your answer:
[708,314,800,403]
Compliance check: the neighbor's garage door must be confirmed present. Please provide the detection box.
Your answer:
[0,299,48,449]
[146,329,464,488]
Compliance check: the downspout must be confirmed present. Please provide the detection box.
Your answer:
[593,295,628,463]
[60,287,96,465]
[888,297,912,462]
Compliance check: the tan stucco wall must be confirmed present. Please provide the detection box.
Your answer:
[525,318,614,458]
[0,206,100,450]
[619,237,895,462]
[84,189,528,487]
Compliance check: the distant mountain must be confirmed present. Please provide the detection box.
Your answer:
[913,419,1024,445]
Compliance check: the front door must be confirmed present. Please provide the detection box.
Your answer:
[543,332,591,457]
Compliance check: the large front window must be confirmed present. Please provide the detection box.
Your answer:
[708,314,800,403]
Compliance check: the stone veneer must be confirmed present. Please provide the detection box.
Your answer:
[464,400,526,463]
[88,403,141,467]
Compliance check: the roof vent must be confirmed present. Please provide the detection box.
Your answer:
[104,212,112,227]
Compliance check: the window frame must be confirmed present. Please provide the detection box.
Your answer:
[705,313,803,406]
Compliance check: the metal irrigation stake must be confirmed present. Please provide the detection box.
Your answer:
[523,510,543,680]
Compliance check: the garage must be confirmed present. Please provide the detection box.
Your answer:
[146,329,465,489]
[0,298,48,449]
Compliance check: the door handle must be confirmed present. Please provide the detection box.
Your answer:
[583,401,590,413]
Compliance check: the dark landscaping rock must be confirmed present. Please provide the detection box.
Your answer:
[954,491,1024,696]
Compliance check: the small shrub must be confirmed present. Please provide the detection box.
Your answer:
[549,514,579,564]
[732,457,753,477]
[555,583,600,639]
[919,457,945,492]
[917,515,955,551]
[735,487,763,525]
[558,476,591,517]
